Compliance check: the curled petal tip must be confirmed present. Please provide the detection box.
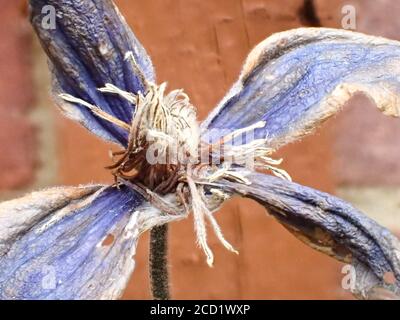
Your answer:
[203,28,400,150]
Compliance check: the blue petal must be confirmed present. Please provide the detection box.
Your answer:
[202,28,400,148]
[30,0,155,145]
[213,172,400,299]
[0,185,149,300]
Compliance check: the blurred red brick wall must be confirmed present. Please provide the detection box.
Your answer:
[0,1,35,191]
[4,0,400,299]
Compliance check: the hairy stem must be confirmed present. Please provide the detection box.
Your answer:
[149,224,170,300]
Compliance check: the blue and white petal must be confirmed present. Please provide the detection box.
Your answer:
[211,172,400,299]
[30,0,155,145]
[0,185,162,300]
[202,28,400,148]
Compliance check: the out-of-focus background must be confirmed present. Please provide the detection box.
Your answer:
[1,0,400,299]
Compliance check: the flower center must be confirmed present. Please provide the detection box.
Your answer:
[106,82,200,194]
[58,51,291,266]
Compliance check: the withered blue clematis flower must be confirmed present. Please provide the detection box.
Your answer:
[1,0,400,300]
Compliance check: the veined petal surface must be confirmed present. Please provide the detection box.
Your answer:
[202,28,400,149]
[30,0,155,145]
[211,172,400,299]
[0,184,160,300]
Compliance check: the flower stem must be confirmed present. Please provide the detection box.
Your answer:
[149,224,170,300]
